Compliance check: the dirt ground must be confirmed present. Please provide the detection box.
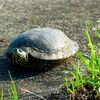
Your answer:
[0,0,100,99]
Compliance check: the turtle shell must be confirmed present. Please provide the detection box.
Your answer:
[6,28,79,60]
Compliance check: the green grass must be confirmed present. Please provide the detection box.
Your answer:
[64,65,85,94]
[64,20,100,96]
[8,71,18,100]
[0,86,4,100]
[0,71,18,100]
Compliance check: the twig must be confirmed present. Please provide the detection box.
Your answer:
[20,88,46,100]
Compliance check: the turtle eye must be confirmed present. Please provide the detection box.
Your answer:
[18,49,23,53]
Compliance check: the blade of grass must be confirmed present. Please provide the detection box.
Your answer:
[76,52,89,68]
[64,77,75,94]
[86,21,96,79]
[8,71,18,100]
[0,86,4,100]
[74,66,85,86]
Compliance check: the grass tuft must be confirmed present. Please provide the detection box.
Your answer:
[8,71,18,100]
[64,20,100,97]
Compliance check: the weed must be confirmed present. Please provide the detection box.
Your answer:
[8,71,18,100]
[64,20,100,97]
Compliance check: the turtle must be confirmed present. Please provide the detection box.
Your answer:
[6,28,79,69]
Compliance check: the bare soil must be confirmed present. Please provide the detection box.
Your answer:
[0,0,100,99]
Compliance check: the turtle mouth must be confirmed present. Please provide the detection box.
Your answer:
[12,48,28,66]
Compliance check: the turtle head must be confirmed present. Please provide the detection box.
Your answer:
[11,48,28,65]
